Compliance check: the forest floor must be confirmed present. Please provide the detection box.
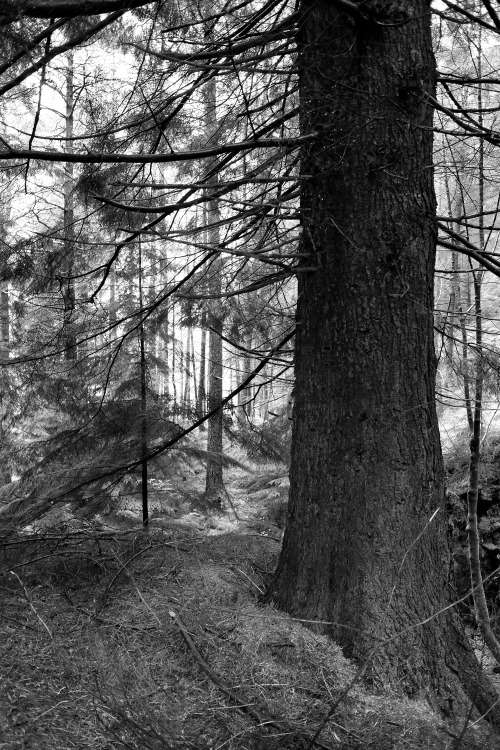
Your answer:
[1,464,499,750]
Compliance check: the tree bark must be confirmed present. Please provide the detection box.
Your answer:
[197,312,207,427]
[138,239,148,528]
[205,304,224,506]
[63,50,76,360]
[171,306,177,410]
[264,0,500,721]
[204,52,225,507]
[0,278,10,485]
[237,333,254,419]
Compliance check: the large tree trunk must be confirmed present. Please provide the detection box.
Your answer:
[264,0,500,721]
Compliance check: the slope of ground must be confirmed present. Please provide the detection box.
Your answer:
[1,512,499,750]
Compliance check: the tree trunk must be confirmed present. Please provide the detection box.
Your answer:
[205,307,224,506]
[162,298,169,400]
[204,54,225,507]
[179,338,185,410]
[139,239,148,528]
[0,279,10,485]
[182,329,192,410]
[237,334,254,419]
[197,312,207,426]
[171,306,177,410]
[264,0,500,721]
[63,50,76,360]
[188,326,197,408]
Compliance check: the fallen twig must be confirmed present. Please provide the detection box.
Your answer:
[10,570,53,639]
[168,608,333,750]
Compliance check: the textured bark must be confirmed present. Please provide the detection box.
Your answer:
[265,0,500,722]
[0,279,10,485]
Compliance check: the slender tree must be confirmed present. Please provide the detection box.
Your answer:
[138,238,148,527]
[62,50,76,360]
[203,49,225,507]
[0,227,10,486]
[197,311,207,423]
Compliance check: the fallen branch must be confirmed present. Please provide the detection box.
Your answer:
[168,609,333,750]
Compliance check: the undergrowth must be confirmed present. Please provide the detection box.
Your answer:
[1,523,498,750]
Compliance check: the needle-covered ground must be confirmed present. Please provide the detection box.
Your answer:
[1,517,499,750]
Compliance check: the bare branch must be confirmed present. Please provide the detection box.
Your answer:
[0,17,67,77]
[481,0,500,29]
[0,0,153,21]
[442,0,500,32]
[0,133,313,164]
[132,24,294,63]
[0,10,127,96]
